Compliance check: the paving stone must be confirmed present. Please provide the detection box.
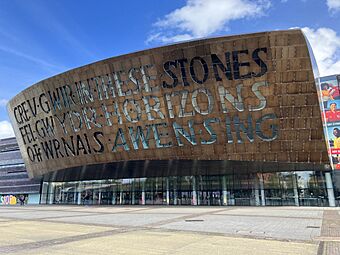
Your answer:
[0,205,339,254]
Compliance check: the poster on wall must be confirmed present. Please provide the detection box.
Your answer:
[0,195,17,205]
[320,74,340,170]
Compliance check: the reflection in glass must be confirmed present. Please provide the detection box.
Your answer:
[41,171,331,207]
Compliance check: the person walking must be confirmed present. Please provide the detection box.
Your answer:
[19,195,25,205]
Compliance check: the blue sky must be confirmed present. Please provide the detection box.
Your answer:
[1,0,340,138]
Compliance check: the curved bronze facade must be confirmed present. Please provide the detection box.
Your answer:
[7,29,329,179]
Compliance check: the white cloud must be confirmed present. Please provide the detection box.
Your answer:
[302,27,340,76]
[147,0,271,44]
[327,0,340,12]
[0,120,14,139]
[0,99,8,107]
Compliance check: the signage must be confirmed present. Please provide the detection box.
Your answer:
[319,74,340,170]
[10,48,277,164]
[0,195,17,205]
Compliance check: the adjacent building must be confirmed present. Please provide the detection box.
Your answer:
[0,137,41,205]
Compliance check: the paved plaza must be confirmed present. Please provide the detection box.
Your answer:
[0,206,339,254]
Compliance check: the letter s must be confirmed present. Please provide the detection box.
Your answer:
[93,131,104,153]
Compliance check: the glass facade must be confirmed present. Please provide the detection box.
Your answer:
[41,170,331,207]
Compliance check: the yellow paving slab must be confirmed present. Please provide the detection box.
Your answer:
[13,230,318,255]
[0,219,114,247]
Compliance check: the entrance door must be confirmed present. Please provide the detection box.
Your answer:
[100,191,112,205]
[233,190,251,206]
[178,191,192,205]
[198,191,222,205]
[122,192,131,205]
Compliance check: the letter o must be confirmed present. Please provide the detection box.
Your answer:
[190,56,209,84]
[192,88,214,115]
[27,146,36,162]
